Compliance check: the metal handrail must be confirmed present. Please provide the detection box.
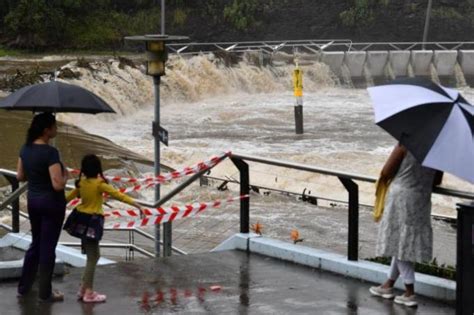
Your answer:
[230,153,474,200]
[0,168,188,258]
[59,242,155,258]
[229,153,474,262]
[104,227,188,255]
[165,39,474,56]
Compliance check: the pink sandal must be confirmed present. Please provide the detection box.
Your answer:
[82,291,107,303]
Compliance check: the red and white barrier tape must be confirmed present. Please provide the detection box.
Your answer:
[66,151,231,208]
[104,195,248,229]
[68,151,230,184]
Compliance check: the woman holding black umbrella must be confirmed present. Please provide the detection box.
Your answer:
[16,113,68,302]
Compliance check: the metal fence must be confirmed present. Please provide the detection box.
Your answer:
[163,39,474,56]
[2,154,473,261]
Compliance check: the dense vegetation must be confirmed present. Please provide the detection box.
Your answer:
[0,0,473,51]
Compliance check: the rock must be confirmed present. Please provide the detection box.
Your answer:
[118,56,137,69]
[76,58,94,70]
[213,51,241,67]
[57,67,81,79]
[0,69,44,91]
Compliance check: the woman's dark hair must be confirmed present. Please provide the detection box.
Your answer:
[75,154,108,188]
[26,113,56,145]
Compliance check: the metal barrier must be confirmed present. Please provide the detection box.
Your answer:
[456,202,474,315]
[2,157,474,259]
[165,39,474,56]
[229,153,474,262]
[0,168,187,260]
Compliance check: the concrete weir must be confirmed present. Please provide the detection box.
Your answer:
[459,50,474,85]
[366,51,388,78]
[410,50,433,77]
[320,51,344,77]
[434,51,458,76]
[317,49,474,87]
[389,50,411,78]
[344,51,366,78]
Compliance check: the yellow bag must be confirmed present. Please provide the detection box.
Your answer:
[374,175,391,222]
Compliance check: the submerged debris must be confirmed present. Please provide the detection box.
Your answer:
[0,69,44,91]
[118,56,137,69]
[57,67,81,79]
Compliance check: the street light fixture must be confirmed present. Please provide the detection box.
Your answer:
[125,34,189,257]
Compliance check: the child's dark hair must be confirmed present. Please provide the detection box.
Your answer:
[26,113,56,145]
[75,154,108,187]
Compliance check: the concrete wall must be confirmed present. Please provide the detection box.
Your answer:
[316,49,474,86]
[411,50,433,76]
[389,51,411,77]
[344,51,367,77]
[458,50,474,76]
[320,51,344,76]
[434,51,458,76]
[214,234,456,302]
[366,51,388,77]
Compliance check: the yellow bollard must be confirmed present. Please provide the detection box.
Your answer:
[293,67,303,99]
[292,63,304,134]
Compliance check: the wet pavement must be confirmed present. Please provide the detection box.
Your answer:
[0,250,454,314]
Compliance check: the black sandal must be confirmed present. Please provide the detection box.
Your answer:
[39,290,64,303]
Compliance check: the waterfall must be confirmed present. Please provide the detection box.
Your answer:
[430,63,441,84]
[385,63,396,81]
[407,63,415,78]
[53,54,338,123]
[454,63,468,87]
[363,64,374,87]
[340,64,353,88]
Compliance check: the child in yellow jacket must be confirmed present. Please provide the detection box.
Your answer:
[65,154,141,303]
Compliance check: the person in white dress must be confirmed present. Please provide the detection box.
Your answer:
[369,144,443,307]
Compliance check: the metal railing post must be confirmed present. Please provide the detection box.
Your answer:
[231,158,250,233]
[5,176,20,233]
[338,177,359,261]
[456,202,474,315]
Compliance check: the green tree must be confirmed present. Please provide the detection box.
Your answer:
[340,0,389,29]
[4,0,66,48]
[223,0,260,31]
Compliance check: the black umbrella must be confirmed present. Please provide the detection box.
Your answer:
[367,78,474,183]
[0,81,115,114]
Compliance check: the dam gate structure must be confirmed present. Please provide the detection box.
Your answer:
[164,40,474,87]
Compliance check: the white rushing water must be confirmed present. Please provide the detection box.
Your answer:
[55,54,474,217]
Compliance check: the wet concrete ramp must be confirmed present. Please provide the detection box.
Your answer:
[1,250,454,314]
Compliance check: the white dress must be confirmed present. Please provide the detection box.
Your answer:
[375,152,436,263]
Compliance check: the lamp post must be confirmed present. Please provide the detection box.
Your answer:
[161,0,165,34]
[422,0,433,50]
[125,34,188,257]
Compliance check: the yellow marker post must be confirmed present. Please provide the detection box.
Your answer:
[293,61,304,134]
[293,67,303,99]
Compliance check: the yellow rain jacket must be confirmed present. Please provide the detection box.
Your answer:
[66,178,135,215]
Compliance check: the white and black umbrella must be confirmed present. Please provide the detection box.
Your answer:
[367,78,474,184]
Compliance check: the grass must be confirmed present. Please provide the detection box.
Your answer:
[0,46,138,59]
[0,46,22,57]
